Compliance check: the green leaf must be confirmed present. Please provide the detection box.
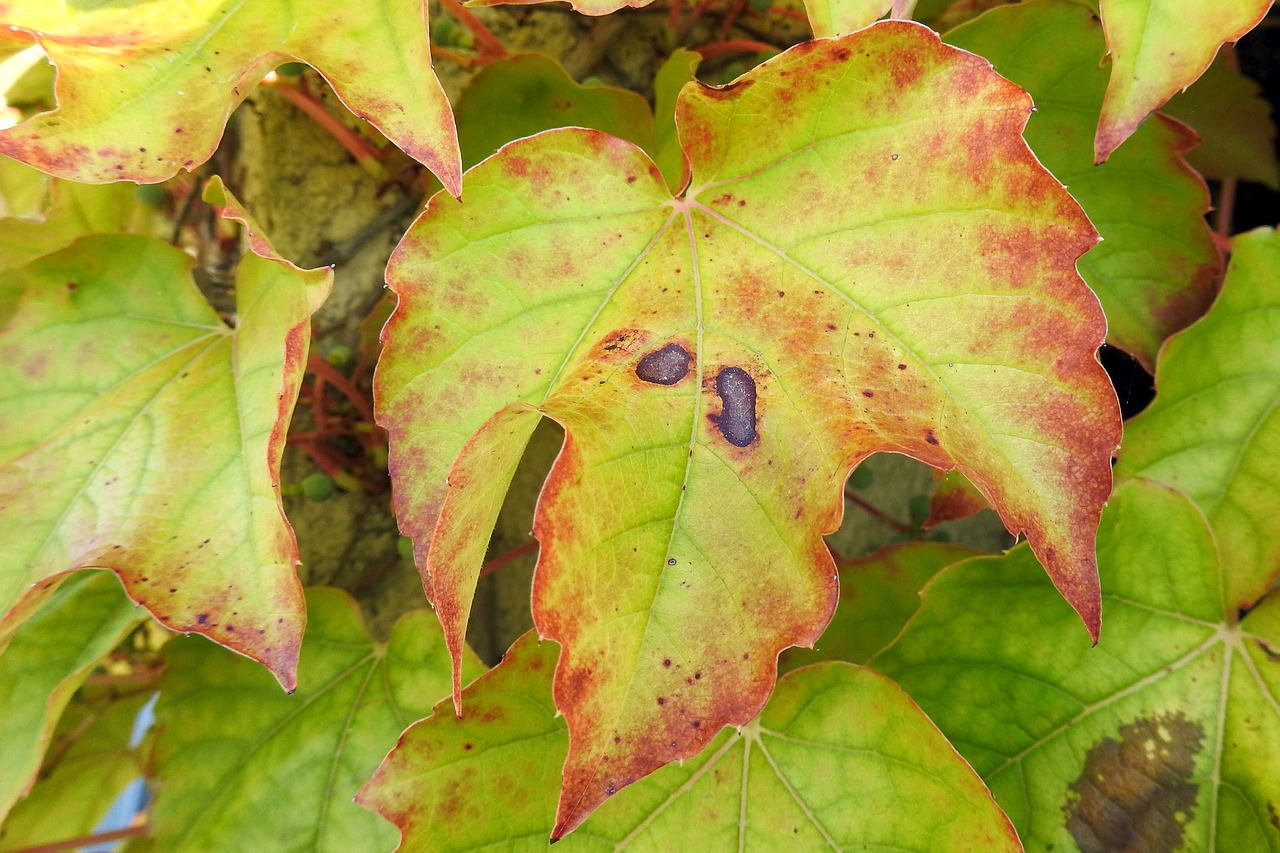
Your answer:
[947,0,1221,370]
[875,478,1280,851]
[148,587,481,852]
[0,155,49,220]
[652,49,702,193]
[801,0,893,36]
[0,571,144,823]
[0,686,151,851]
[358,631,1022,848]
[1094,0,1272,162]
[780,541,979,672]
[0,165,151,279]
[0,180,331,688]
[1162,54,1280,189]
[0,1,461,192]
[378,24,1119,833]
[456,54,654,170]
[1115,226,1280,611]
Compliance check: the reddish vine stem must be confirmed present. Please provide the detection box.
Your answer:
[480,541,539,578]
[306,354,378,430]
[694,38,776,60]
[431,46,481,69]
[271,83,390,179]
[717,0,748,40]
[843,488,915,534]
[438,0,508,61]
[1215,176,1237,238]
[766,4,809,22]
[12,824,149,853]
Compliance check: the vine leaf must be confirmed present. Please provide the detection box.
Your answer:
[1115,226,1280,611]
[377,24,1119,834]
[1163,53,1280,189]
[0,684,151,850]
[1095,0,1272,163]
[0,178,330,689]
[358,630,1022,849]
[947,0,1220,371]
[148,587,481,851]
[0,1,461,193]
[924,469,989,527]
[802,0,894,37]
[779,541,979,673]
[456,53,654,170]
[0,571,144,824]
[0,166,150,278]
[875,478,1280,851]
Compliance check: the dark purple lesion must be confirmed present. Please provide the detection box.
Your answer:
[636,343,692,385]
[714,367,756,447]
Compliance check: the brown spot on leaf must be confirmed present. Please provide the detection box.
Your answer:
[1065,713,1204,853]
[636,343,692,385]
[713,367,756,447]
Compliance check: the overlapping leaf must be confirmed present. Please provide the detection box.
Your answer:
[0,686,151,851]
[1163,54,1280,188]
[947,0,1221,370]
[0,1,460,192]
[802,0,895,36]
[875,478,1280,851]
[148,587,479,852]
[779,541,979,672]
[0,180,330,688]
[1095,0,1272,162]
[456,54,653,169]
[925,468,989,526]
[0,571,144,823]
[0,164,151,277]
[359,631,1022,849]
[378,23,1119,834]
[1115,227,1280,610]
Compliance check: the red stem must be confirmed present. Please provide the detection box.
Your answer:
[479,541,538,578]
[307,354,377,429]
[271,83,389,177]
[694,38,776,60]
[431,46,481,68]
[12,825,149,853]
[843,488,915,534]
[767,4,810,21]
[438,0,508,60]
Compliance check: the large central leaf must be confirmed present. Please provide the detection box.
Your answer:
[377,23,1119,835]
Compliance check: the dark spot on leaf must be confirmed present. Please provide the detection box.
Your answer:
[694,671,701,679]
[925,431,939,446]
[464,743,473,750]
[691,721,700,729]
[1065,713,1204,853]
[657,697,666,705]
[636,343,691,385]
[663,659,672,667]
[898,363,907,370]
[667,558,677,566]
[65,282,78,291]
[714,367,757,447]
[196,613,209,624]
[605,785,616,796]
[862,391,874,398]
